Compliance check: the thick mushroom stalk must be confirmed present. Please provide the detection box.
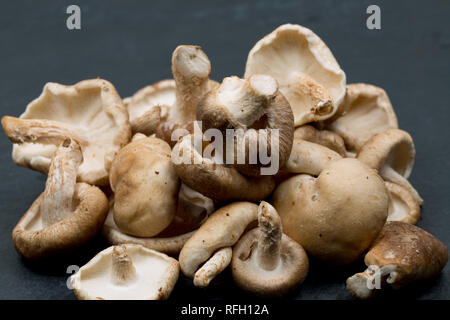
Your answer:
[12,138,109,259]
[129,46,216,144]
[231,201,309,297]
[193,247,232,288]
[41,138,83,227]
[111,245,137,285]
[346,222,448,299]
[357,128,423,205]
[197,74,294,177]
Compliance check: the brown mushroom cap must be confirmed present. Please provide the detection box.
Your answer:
[109,135,179,237]
[346,222,448,299]
[1,79,131,186]
[357,128,423,205]
[197,74,294,177]
[13,139,109,259]
[244,24,346,127]
[231,202,309,297]
[172,134,275,201]
[385,182,420,225]
[71,244,179,300]
[272,158,389,265]
[294,125,347,157]
[326,83,398,154]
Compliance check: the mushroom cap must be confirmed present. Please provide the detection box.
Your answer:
[272,158,389,265]
[179,202,258,278]
[294,125,347,157]
[13,183,108,259]
[244,24,346,126]
[110,136,179,237]
[385,182,420,225]
[172,134,275,201]
[197,75,294,177]
[357,128,414,178]
[326,83,398,153]
[231,228,309,297]
[127,80,176,135]
[364,222,447,288]
[71,244,179,300]
[102,201,194,256]
[2,79,131,186]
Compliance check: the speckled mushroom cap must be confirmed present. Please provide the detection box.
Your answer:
[172,134,275,201]
[272,158,389,265]
[109,135,180,237]
[346,222,448,299]
[245,24,346,127]
[385,181,420,225]
[197,74,294,177]
[326,83,398,155]
[1,79,131,186]
[231,202,309,297]
[13,139,109,259]
[71,244,179,300]
[357,128,423,205]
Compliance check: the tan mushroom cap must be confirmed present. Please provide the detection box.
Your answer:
[244,24,346,127]
[127,80,176,135]
[179,202,258,282]
[102,200,194,256]
[197,74,294,176]
[346,222,448,299]
[71,244,179,300]
[326,83,398,154]
[110,135,179,237]
[357,128,423,205]
[272,158,389,265]
[13,139,109,259]
[1,79,131,186]
[294,125,346,156]
[283,132,342,176]
[385,182,420,225]
[172,134,275,201]
[231,202,309,297]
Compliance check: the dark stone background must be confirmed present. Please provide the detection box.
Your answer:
[0,0,448,299]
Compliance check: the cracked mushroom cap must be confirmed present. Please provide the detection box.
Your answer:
[172,134,275,201]
[1,79,131,186]
[326,83,398,155]
[179,202,258,286]
[346,222,448,299]
[244,24,346,127]
[272,158,389,265]
[357,128,423,205]
[13,139,109,259]
[197,74,294,176]
[71,244,179,300]
[231,201,309,297]
[109,135,180,237]
[385,182,420,225]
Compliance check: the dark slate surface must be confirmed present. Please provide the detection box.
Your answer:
[0,0,449,300]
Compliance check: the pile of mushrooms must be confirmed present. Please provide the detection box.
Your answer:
[2,24,447,300]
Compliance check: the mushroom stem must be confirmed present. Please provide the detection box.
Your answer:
[380,165,424,205]
[346,265,398,299]
[256,201,282,271]
[193,247,232,288]
[2,116,87,147]
[40,138,83,227]
[171,45,211,125]
[111,245,137,285]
